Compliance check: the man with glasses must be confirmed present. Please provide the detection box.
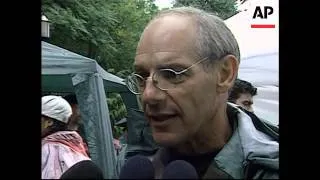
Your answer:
[125,7,278,179]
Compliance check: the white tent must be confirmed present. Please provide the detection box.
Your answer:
[224,0,279,125]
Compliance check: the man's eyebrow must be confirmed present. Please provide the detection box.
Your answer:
[156,63,189,70]
[133,64,148,74]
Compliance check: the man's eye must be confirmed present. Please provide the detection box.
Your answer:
[136,72,149,78]
[243,101,253,106]
[159,70,186,83]
[161,70,177,80]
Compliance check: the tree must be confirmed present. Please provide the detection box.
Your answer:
[42,0,159,132]
[42,0,158,72]
[42,0,118,64]
[173,0,238,19]
[107,0,158,72]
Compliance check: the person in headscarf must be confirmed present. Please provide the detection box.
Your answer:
[41,95,91,179]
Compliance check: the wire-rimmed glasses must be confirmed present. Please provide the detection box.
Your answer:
[125,57,208,95]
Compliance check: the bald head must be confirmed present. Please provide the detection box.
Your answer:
[137,7,240,64]
[137,15,197,57]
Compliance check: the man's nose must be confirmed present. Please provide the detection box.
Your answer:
[142,78,165,105]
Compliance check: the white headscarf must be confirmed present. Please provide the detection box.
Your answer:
[42,95,72,123]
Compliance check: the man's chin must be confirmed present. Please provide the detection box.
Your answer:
[152,132,183,147]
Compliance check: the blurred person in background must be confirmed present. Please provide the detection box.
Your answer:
[63,94,90,156]
[228,79,257,112]
[42,95,90,179]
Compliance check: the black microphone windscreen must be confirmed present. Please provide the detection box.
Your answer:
[60,160,104,179]
[119,155,155,179]
[162,160,199,179]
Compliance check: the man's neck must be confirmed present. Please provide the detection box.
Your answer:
[68,124,79,131]
[175,104,232,155]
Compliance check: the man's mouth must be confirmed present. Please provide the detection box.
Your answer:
[149,114,177,122]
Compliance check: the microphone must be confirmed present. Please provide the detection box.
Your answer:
[162,160,199,179]
[119,155,155,179]
[60,160,104,179]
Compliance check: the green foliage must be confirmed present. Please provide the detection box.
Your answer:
[42,0,118,62]
[108,0,158,72]
[42,0,158,124]
[173,0,238,19]
[42,0,158,72]
[106,92,127,138]
[107,93,127,123]
[113,126,125,139]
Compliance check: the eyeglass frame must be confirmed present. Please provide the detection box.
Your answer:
[125,57,209,95]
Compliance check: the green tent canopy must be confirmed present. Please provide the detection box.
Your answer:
[41,41,136,178]
[41,41,154,178]
[42,41,128,93]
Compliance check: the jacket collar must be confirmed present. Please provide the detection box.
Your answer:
[209,103,278,179]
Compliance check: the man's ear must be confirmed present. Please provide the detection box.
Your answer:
[216,55,239,93]
[43,119,54,129]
